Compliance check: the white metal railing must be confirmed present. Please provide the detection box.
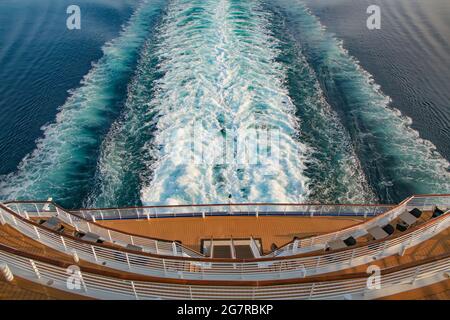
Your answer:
[271,194,450,256]
[0,201,448,281]
[4,202,201,258]
[70,202,390,257]
[7,195,448,258]
[71,204,393,220]
[0,245,448,300]
[2,195,450,261]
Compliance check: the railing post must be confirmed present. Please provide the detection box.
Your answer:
[77,269,88,292]
[61,236,67,251]
[72,250,80,263]
[68,213,77,231]
[125,253,131,269]
[410,266,420,285]
[0,263,14,282]
[30,260,41,279]
[133,208,138,219]
[34,204,41,217]
[34,226,41,239]
[162,258,167,275]
[309,283,316,299]
[24,210,30,220]
[293,239,300,253]
[15,204,23,215]
[172,242,178,256]
[91,246,98,262]
[0,210,5,225]
[315,256,321,273]
[107,230,113,243]
[131,281,139,300]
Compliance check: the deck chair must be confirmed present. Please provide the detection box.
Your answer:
[40,217,65,233]
[343,236,356,246]
[382,224,395,235]
[432,207,445,218]
[409,208,422,218]
[396,222,408,232]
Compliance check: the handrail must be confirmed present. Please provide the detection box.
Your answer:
[0,241,448,299]
[5,194,449,258]
[3,202,203,258]
[2,201,391,259]
[271,194,450,256]
[0,200,448,281]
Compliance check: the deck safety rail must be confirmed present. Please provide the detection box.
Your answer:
[3,202,202,258]
[5,194,449,257]
[0,202,448,281]
[71,204,393,220]
[271,194,450,256]
[0,244,448,300]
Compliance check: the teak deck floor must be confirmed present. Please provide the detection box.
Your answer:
[99,215,368,253]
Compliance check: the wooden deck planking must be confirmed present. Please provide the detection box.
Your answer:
[99,216,367,253]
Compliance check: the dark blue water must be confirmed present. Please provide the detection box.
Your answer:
[0,0,166,207]
[0,0,137,175]
[0,0,448,208]
[303,0,450,162]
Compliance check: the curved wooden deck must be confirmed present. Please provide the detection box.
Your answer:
[99,215,368,253]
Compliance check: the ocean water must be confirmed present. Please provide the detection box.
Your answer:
[0,0,449,208]
[0,0,165,207]
[0,0,137,175]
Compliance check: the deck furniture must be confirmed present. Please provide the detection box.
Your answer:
[409,208,423,218]
[79,232,102,243]
[368,226,389,240]
[343,236,356,246]
[326,236,357,251]
[382,224,395,235]
[326,239,347,251]
[396,221,408,232]
[398,210,419,226]
[126,244,143,252]
[432,207,445,218]
[40,217,64,232]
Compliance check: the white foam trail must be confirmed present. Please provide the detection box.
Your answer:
[141,0,310,205]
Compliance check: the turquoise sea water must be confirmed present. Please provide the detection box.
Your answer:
[0,0,449,208]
